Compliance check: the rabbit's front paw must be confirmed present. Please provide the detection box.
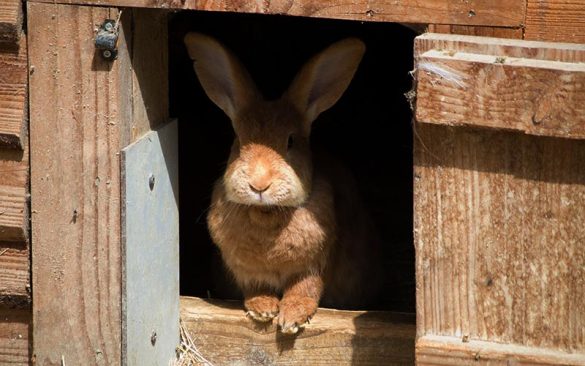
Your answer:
[277,296,318,334]
[244,294,279,322]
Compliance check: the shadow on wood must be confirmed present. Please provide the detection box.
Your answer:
[180,296,415,365]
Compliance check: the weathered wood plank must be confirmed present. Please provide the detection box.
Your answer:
[129,9,168,142]
[180,296,415,365]
[0,0,22,45]
[417,335,585,366]
[28,3,132,364]
[415,33,585,66]
[428,24,523,40]
[0,308,30,365]
[525,0,585,44]
[0,139,28,243]
[27,0,525,27]
[0,34,27,149]
[414,34,585,139]
[414,124,585,352]
[0,246,29,308]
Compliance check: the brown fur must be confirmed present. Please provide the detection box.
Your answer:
[185,33,380,333]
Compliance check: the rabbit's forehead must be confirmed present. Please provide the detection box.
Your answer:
[235,102,304,141]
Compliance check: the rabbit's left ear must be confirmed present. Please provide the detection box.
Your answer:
[286,38,365,127]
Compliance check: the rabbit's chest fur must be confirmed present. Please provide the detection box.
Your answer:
[207,176,336,289]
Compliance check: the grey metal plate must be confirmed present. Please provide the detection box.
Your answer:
[121,121,179,366]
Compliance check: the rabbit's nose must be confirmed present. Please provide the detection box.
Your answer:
[249,182,271,193]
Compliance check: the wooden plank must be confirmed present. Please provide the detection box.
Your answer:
[0,0,22,45]
[27,0,525,27]
[0,246,29,308]
[0,140,28,243]
[414,34,585,139]
[428,24,523,40]
[121,121,179,366]
[414,124,585,352]
[417,335,585,366]
[28,3,133,364]
[180,296,416,365]
[525,0,585,44]
[0,308,30,365]
[415,33,585,65]
[129,9,168,142]
[0,34,27,149]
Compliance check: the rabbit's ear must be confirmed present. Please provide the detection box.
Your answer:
[286,38,365,126]
[184,33,259,120]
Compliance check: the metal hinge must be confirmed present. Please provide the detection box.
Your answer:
[95,15,121,61]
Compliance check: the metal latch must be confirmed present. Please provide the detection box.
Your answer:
[95,18,120,61]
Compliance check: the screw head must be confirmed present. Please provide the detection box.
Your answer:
[104,22,114,31]
[148,174,155,191]
[102,50,112,58]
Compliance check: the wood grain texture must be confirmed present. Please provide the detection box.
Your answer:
[129,8,168,142]
[0,0,22,45]
[428,24,523,40]
[28,0,525,27]
[415,34,585,139]
[0,138,28,244]
[28,3,133,364]
[414,124,585,353]
[0,308,30,365]
[0,246,29,308]
[0,34,27,149]
[525,0,585,44]
[417,335,585,365]
[180,296,416,365]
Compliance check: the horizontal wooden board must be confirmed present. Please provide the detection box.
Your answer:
[428,24,523,40]
[0,246,29,308]
[28,0,525,27]
[525,0,585,44]
[0,142,28,243]
[0,308,30,365]
[0,0,22,45]
[414,124,585,352]
[0,34,27,149]
[414,34,585,139]
[415,33,585,65]
[417,335,585,366]
[180,296,415,365]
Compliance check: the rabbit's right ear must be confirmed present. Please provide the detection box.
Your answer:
[184,33,259,120]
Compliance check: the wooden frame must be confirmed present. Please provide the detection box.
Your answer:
[3,0,582,364]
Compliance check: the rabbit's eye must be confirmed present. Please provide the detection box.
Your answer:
[287,134,295,150]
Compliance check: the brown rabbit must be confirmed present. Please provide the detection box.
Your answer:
[184,33,381,333]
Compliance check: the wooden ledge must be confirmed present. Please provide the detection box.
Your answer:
[417,335,585,365]
[180,296,415,365]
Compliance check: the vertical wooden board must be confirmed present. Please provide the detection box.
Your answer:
[29,3,132,364]
[414,124,585,352]
[525,0,585,44]
[0,308,30,365]
[0,34,27,149]
[130,9,168,142]
[0,0,22,45]
[121,121,179,366]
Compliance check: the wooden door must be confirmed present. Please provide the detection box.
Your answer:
[413,33,585,365]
